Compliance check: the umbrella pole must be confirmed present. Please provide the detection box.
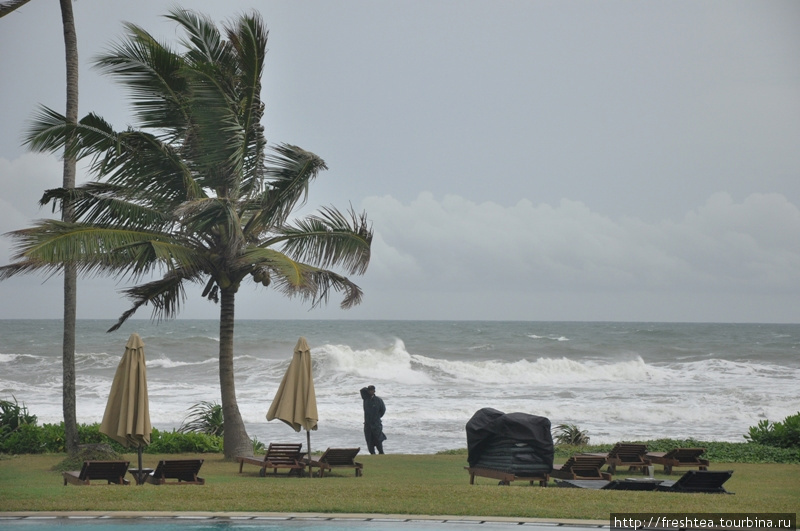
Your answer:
[307,430,312,478]
[137,446,144,485]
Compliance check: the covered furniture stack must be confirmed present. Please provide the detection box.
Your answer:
[465,408,554,486]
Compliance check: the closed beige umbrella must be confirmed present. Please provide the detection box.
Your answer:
[267,337,318,476]
[100,333,151,484]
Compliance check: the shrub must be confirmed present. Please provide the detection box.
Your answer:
[1,423,46,454]
[552,423,590,445]
[745,412,800,449]
[179,401,224,436]
[0,397,37,431]
[147,428,222,454]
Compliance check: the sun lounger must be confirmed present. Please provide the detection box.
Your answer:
[62,460,130,486]
[464,466,549,486]
[304,447,364,477]
[588,443,650,474]
[646,447,709,474]
[657,470,733,494]
[550,454,611,481]
[237,442,305,477]
[145,459,205,485]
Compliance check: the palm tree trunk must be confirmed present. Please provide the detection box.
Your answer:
[60,0,79,456]
[219,287,252,459]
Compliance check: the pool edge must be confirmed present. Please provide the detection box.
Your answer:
[0,511,609,527]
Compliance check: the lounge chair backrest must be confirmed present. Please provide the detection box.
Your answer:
[669,470,733,493]
[608,443,647,459]
[563,455,607,471]
[572,457,607,477]
[665,447,706,463]
[80,460,130,482]
[152,459,204,482]
[319,448,360,466]
[265,443,304,465]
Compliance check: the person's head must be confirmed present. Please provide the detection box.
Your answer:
[367,385,376,396]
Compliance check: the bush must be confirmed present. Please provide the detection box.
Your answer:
[552,423,590,445]
[0,397,37,430]
[0,397,38,452]
[179,401,224,436]
[146,428,223,454]
[2,423,46,454]
[745,412,800,449]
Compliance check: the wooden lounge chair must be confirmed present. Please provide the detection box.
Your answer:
[550,454,611,481]
[145,459,205,485]
[464,466,549,486]
[657,470,733,494]
[305,447,364,477]
[63,460,130,486]
[237,442,305,477]
[646,447,709,475]
[588,443,650,474]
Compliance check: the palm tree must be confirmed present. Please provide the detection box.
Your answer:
[1,0,81,456]
[58,0,80,458]
[0,8,373,459]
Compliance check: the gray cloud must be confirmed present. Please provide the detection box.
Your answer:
[1,0,798,323]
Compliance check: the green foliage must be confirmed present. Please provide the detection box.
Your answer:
[0,397,37,430]
[250,436,265,454]
[0,421,221,455]
[1,423,46,454]
[0,397,38,451]
[146,428,222,454]
[552,423,590,445]
[745,412,800,449]
[178,401,224,436]
[38,423,67,453]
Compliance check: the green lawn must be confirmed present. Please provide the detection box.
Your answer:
[1,453,798,522]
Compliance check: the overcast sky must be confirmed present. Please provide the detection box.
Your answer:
[1,0,799,323]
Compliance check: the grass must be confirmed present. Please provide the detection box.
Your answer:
[1,452,799,520]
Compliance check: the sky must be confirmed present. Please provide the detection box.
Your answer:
[1,0,799,323]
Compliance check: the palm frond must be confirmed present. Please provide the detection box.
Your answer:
[304,269,365,310]
[240,247,364,310]
[225,12,268,194]
[93,22,189,134]
[239,247,311,289]
[175,198,245,252]
[2,220,199,281]
[108,270,193,332]
[275,206,372,275]
[25,108,115,161]
[40,184,174,231]
[259,144,328,225]
[166,8,224,65]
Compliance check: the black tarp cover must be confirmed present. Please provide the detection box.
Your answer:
[466,407,554,469]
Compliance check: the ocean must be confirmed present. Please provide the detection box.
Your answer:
[1,319,798,454]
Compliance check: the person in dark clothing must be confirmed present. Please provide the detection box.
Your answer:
[360,385,386,454]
